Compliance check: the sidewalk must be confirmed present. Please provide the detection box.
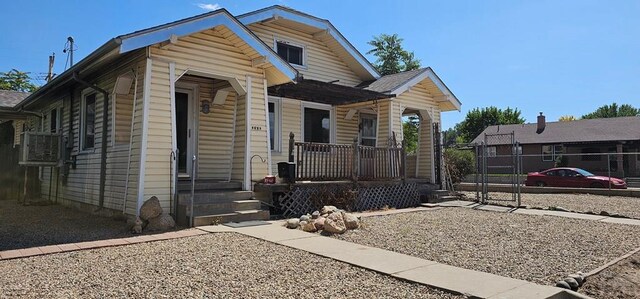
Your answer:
[199,222,589,299]
[421,200,640,226]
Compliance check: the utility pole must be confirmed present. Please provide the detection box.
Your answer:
[46,53,55,82]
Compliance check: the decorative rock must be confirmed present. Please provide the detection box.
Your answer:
[342,212,359,230]
[554,206,569,212]
[132,217,143,234]
[568,274,584,287]
[321,205,338,214]
[311,211,320,219]
[600,211,610,216]
[555,280,571,289]
[324,213,346,234]
[286,218,300,229]
[139,196,163,221]
[300,214,311,222]
[314,216,326,230]
[564,277,579,291]
[146,214,176,232]
[301,220,317,232]
[321,213,328,218]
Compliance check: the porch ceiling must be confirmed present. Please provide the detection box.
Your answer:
[267,79,393,105]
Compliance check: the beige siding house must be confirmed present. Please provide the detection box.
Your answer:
[1,6,461,224]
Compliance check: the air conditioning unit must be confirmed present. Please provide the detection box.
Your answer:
[19,132,61,166]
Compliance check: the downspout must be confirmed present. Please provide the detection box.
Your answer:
[72,72,109,209]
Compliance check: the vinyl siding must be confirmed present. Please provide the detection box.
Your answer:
[248,23,363,86]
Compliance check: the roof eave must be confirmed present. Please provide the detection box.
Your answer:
[390,68,461,111]
[237,5,380,80]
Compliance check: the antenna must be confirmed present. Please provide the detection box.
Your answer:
[63,36,75,69]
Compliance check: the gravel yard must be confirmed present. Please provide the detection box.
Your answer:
[333,208,640,285]
[0,233,462,299]
[461,191,640,219]
[0,200,131,251]
[581,251,640,299]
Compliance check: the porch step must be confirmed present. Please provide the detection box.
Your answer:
[177,180,242,192]
[188,200,262,216]
[193,210,270,226]
[178,190,253,204]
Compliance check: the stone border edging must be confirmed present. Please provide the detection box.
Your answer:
[584,245,640,278]
[0,229,207,261]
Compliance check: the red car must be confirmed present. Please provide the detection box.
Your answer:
[524,167,627,189]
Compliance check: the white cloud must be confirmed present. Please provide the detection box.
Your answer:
[196,3,221,10]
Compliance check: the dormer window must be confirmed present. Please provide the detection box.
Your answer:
[276,41,304,66]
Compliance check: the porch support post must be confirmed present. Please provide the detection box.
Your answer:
[137,57,153,215]
[352,137,359,182]
[243,75,252,191]
[288,132,295,163]
[263,78,272,175]
[617,143,624,177]
[169,62,177,214]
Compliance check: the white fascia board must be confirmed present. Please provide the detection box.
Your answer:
[238,8,380,80]
[391,68,462,111]
[119,11,297,82]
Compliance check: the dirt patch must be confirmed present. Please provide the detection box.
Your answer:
[580,251,640,299]
[0,200,131,251]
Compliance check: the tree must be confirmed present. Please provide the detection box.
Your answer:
[457,106,525,143]
[402,115,419,154]
[0,69,37,92]
[367,34,421,75]
[558,115,576,122]
[581,103,639,119]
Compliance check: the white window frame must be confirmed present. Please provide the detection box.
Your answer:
[80,90,98,152]
[359,113,377,147]
[300,101,335,144]
[268,97,282,152]
[49,105,62,134]
[274,38,307,69]
[542,144,563,161]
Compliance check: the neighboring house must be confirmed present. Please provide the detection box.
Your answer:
[0,90,31,145]
[0,6,461,224]
[472,116,640,177]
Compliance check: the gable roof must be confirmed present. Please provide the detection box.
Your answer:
[14,8,298,110]
[472,116,640,145]
[0,90,30,108]
[360,67,461,111]
[237,5,380,81]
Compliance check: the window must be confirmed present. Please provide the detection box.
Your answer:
[303,106,331,143]
[49,107,60,133]
[82,93,96,150]
[581,148,601,161]
[486,146,497,157]
[268,98,281,151]
[359,114,377,147]
[542,144,562,161]
[276,41,304,66]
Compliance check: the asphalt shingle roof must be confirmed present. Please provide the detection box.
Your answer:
[358,68,428,93]
[0,90,31,108]
[471,116,640,145]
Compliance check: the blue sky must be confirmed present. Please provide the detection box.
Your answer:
[1,0,638,129]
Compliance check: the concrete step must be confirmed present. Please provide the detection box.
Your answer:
[177,180,242,192]
[193,210,270,226]
[178,190,253,205]
[187,200,262,216]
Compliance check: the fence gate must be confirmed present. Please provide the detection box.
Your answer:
[476,132,522,206]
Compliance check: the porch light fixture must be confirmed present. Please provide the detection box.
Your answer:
[200,100,211,114]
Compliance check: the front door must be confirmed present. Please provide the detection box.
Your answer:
[175,89,195,177]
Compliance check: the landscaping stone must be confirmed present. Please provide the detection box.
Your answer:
[568,274,584,287]
[145,214,176,232]
[314,216,326,230]
[139,196,162,221]
[324,213,346,234]
[321,205,338,214]
[132,217,143,234]
[300,214,311,222]
[555,280,571,289]
[311,211,320,219]
[342,212,359,230]
[564,277,579,291]
[286,218,300,229]
[554,206,569,212]
[301,220,317,232]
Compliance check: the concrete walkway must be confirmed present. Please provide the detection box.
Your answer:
[423,201,640,226]
[198,222,588,299]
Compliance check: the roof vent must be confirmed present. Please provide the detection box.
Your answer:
[536,112,546,134]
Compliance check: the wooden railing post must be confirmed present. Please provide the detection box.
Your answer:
[288,132,295,163]
[401,138,407,181]
[352,137,359,182]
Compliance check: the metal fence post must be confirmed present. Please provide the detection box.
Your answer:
[607,153,612,194]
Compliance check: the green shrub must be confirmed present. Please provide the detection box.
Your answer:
[444,148,475,184]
